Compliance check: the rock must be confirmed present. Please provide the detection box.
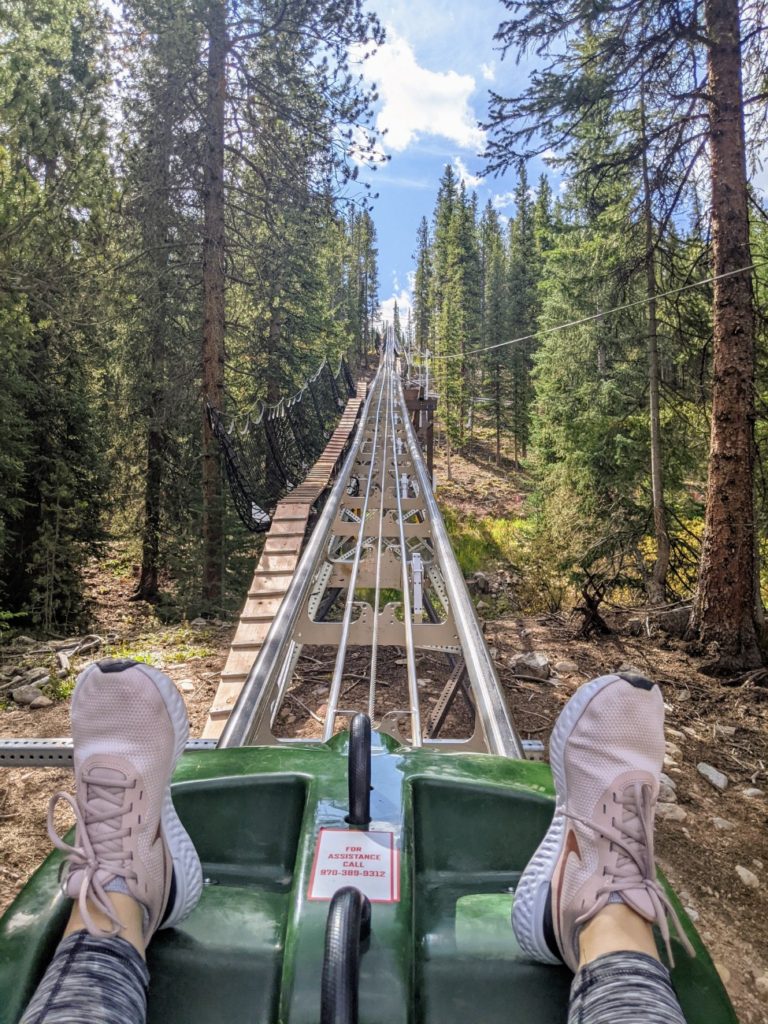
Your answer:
[742,787,765,799]
[684,906,700,923]
[663,756,678,771]
[654,606,691,638]
[510,653,551,680]
[11,684,43,705]
[554,660,580,675]
[29,695,53,709]
[715,962,731,986]
[755,972,768,997]
[714,724,736,737]
[24,667,49,684]
[712,817,735,831]
[625,618,643,636]
[14,636,36,647]
[735,865,760,890]
[668,767,683,776]
[190,617,208,629]
[472,571,491,594]
[656,803,687,822]
[658,783,678,803]
[665,741,682,758]
[697,762,728,791]
[753,859,764,870]
[476,600,490,610]
[666,727,685,739]
[0,675,23,693]
[617,663,647,677]
[178,679,195,693]
[56,652,70,673]
[659,772,677,790]
[680,726,699,739]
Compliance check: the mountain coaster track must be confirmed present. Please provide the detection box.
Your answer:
[0,338,524,766]
[0,342,738,1024]
[219,337,523,756]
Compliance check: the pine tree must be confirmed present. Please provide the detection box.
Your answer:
[413,217,432,361]
[0,0,114,626]
[479,200,508,463]
[507,165,538,464]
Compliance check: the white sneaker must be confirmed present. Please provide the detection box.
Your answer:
[512,673,693,971]
[48,659,203,940]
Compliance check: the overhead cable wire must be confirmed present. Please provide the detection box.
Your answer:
[432,263,759,361]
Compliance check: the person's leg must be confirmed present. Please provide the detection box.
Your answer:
[19,659,204,1024]
[512,673,692,1024]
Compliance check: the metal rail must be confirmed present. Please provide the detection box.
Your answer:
[219,334,522,755]
[0,737,217,767]
[218,366,383,749]
[0,336,525,761]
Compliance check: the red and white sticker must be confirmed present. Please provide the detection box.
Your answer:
[307,828,399,903]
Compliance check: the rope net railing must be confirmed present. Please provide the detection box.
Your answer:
[208,356,356,533]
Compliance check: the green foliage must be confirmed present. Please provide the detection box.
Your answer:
[0,0,382,625]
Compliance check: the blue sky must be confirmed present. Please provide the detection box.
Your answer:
[352,0,563,324]
[355,0,768,326]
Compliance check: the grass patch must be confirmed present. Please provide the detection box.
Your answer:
[102,624,216,667]
[442,507,529,576]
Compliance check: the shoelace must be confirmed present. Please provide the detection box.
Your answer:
[47,773,138,937]
[562,780,695,966]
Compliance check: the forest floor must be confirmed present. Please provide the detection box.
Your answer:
[1,447,767,1022]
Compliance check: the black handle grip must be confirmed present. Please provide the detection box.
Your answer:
[346,713,371,827]
[321,887,372,1024]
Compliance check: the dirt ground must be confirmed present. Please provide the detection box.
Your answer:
[1,448,767,1022]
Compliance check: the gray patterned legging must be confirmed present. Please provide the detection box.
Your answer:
[20,934,686,1024]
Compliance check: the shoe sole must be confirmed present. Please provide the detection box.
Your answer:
[512,674,623,963]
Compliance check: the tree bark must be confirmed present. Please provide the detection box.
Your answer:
[201,0,227,608]
[639,81,670,605]
[133,75,174,604]
[690,0,762,669]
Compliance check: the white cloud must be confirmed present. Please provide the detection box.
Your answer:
[480,61,495,82]
[379,287,412,326]
[353,27,485,153]
[375,174,432,190]
[453,156,483,189]
[492,191,515,210]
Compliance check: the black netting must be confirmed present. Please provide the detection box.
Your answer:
[208,354,357,532]
[286,388,325,465]
[208,405,274,531]
[311,362,340,438]
[264,401,306,486]
[339,356,355,396]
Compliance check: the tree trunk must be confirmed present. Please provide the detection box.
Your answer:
[201,0,227,608]
[133,78,174,604]
[690,0,762,669]
[495,368,501,465]
[639,81,670,605]
[134,419,163,601]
